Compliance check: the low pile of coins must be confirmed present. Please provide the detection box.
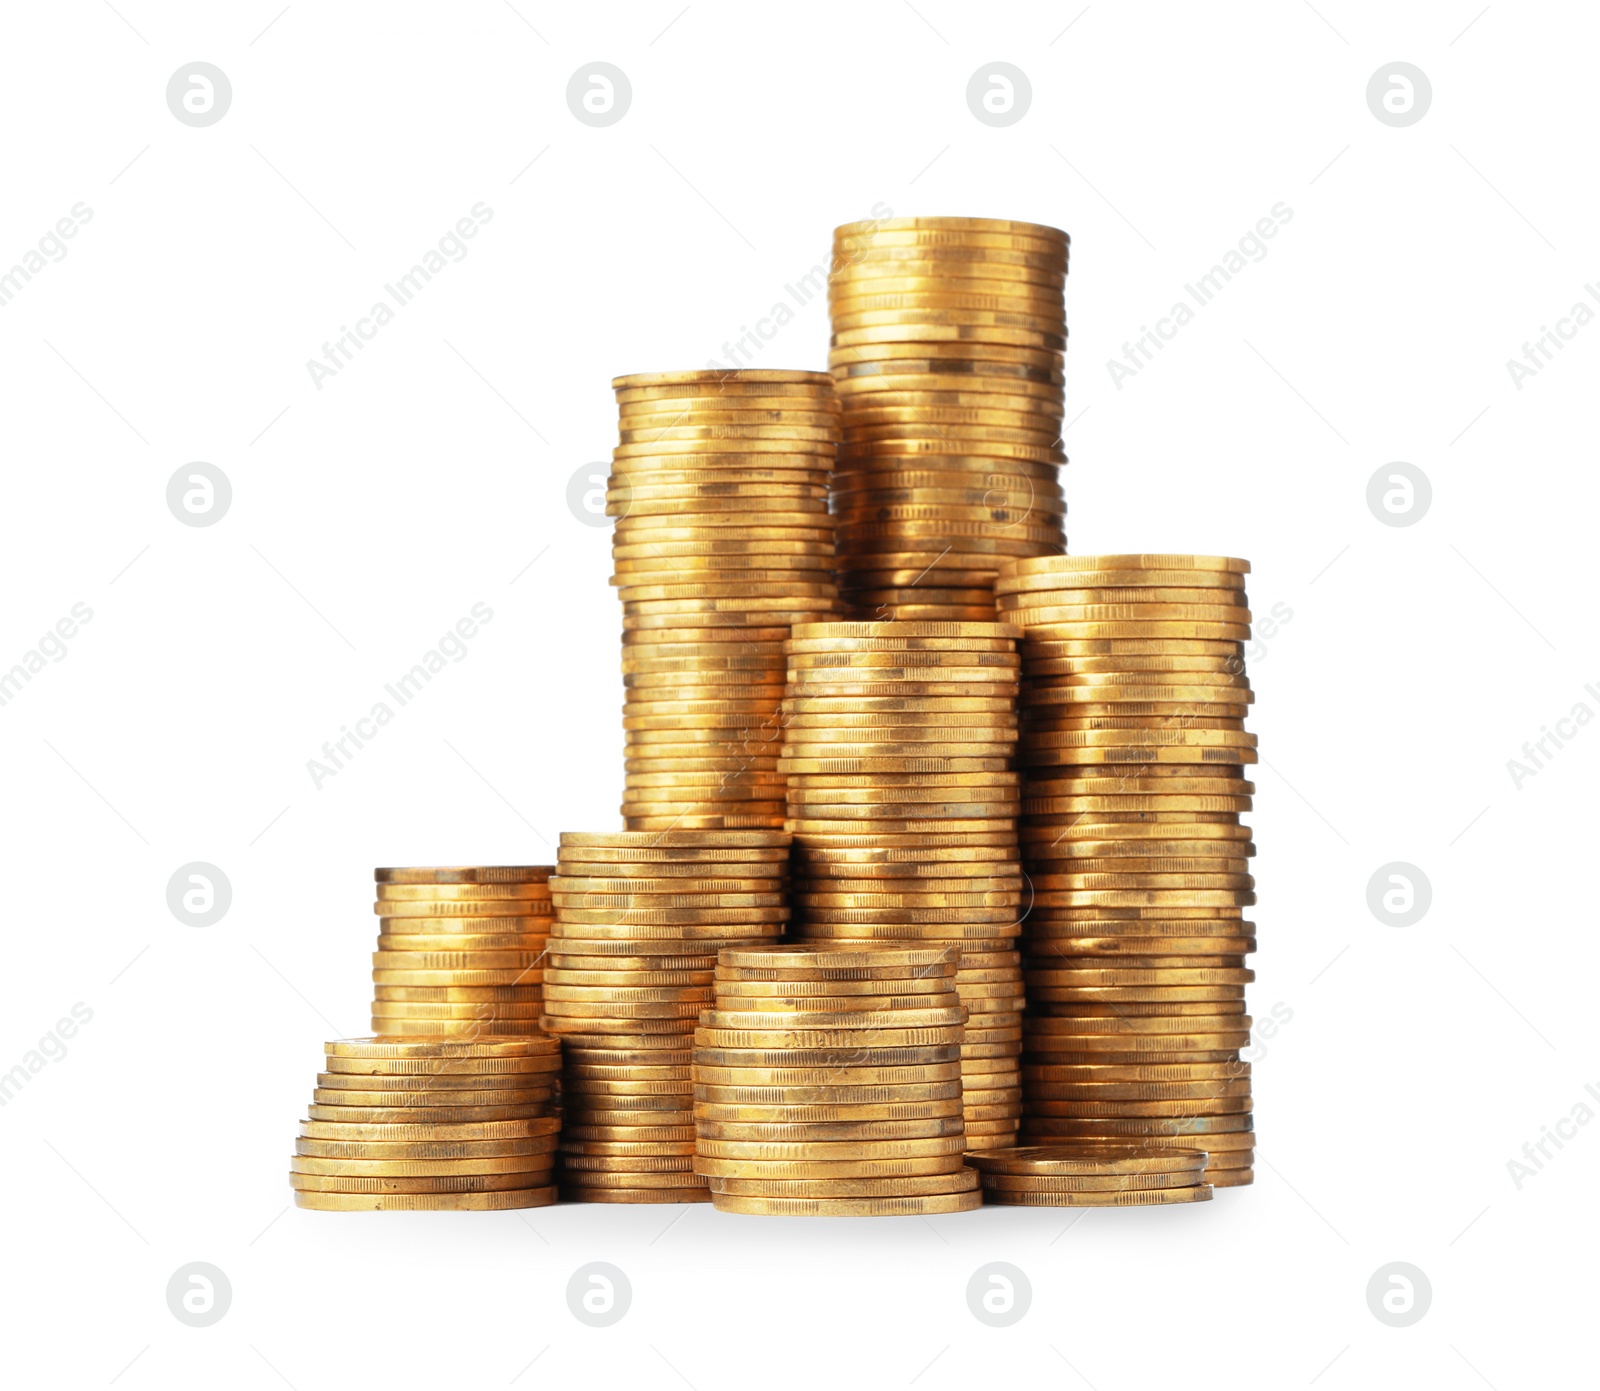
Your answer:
[290,1036,561,1210]
[780,620,1027,1149]
[540,830,791,1202]
[997,555,1258,1186]
[827,216,1068,621]
[611,370,841,831]
[968,1143,1212,1207]
[369,867,553,1037]
[693,943,982,1214]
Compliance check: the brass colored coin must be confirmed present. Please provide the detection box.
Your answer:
[299,1118,562,1141]
[710,1189,982,1215]
[292,1152,555,1174]
[377,916,552,935]
[375,867,553,885]
[981,1184,1212,1207]
[322,1054,559,1076]
[325,1037,555,1059]
[293,1188,557,1211]
[375,883,554,902]
[289,1171,549,1194]
[295,1136,557,1160]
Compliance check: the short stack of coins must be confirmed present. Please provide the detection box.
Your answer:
[996,554,1258,1187]
[827,216,1069,621]
[693,943,982,1215]
[371,867,554,1037]
[967,1143,1212,1207]
[779,619,1027,1150]
[540,830,791,1202]
[611,369,842,831]
[290,1036,561,1211]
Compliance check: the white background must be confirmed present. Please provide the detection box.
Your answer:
[2,1,1596,1386]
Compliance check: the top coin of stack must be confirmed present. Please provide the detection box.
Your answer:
[291,1035,562,1211]
[827,217,1069,621]
[694,943,982,1215]
[611,370,842,832]
[995,555,1258,1187]
[540,829,792,1203]
[780,619,1028,1150]
[370,867,554,1038]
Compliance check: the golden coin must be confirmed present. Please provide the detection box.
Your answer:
[377,916,552,935]
[293,1187,556,1211]
[708,1188,982,1215]
[289,1170,549,1194]
[375,866,553,885]
[980,1184,1211,1207]
[295,1137,557,1160]
[299,1117,561,1141]
[321,1054,559,1077]
[325,1037,555,1059]
[374,883,553,902]
[289,1152,556,1171]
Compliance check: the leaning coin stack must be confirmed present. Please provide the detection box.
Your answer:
[611,370,842,831]
[827,216,1068,621]
[540,830,791,1202]
[693,943,982,1215]
[996,554,1258,1187]
[967,1143,1212,1207]
[780,620,1027,1150]
[290,1036,561,1210]
[370,867,553,1037]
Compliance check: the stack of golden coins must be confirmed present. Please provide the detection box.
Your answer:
[779,620,1027,1150]
[827,216,1069,621]
[967,1143,1212,1207]
[290,1036,561,1210]
[610,369,842,831]
[539,830,791,1202]
[370,867,553,1038]
[693,943,982,1214]
[996,554,1257,1187]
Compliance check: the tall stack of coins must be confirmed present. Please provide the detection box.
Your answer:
[827,217,1069,621]
[370,868,553,1037]
[540,830,791,1202]
[290,1036,561,1211]
[996,555,1257,1187]
[968,1143,1212,1207]
[693,943,982,1215]
[611,370,842,831]
[779,620,1027,1150]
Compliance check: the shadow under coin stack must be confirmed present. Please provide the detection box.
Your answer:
[540,830,791,1203]
[370,867,553,1037]
[693,943,982,1214]
[996,554,1258,1188]
[610,370,842,831]
[780,620,1027,1150]
[290,1036,561,1210]
[968,1143,1212,1208]
[827,216,1069,621]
